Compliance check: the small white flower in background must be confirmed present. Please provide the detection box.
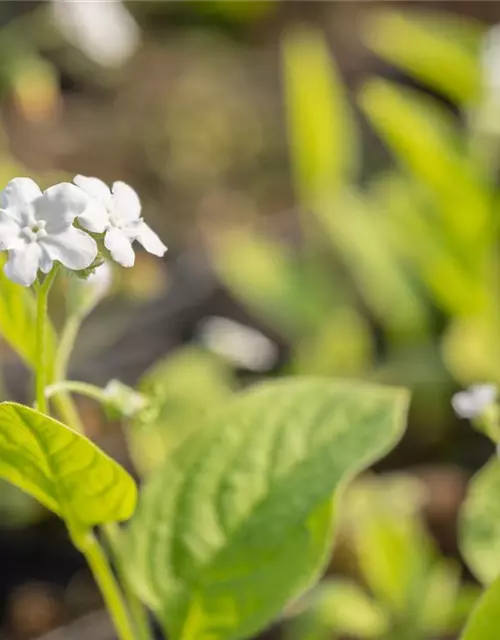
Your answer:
[51,0,140,68]
[0,178,97,286]
[452,384,498,419]
[73,175,167,268]
[197,316,278,372]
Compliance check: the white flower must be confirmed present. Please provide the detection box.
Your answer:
[73,175,167,268]
[51,0,140,69]
[452,384,497,419]
[0,178,97,286]
[197,316,278,372]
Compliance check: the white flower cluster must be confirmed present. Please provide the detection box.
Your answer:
[0,176,167,286]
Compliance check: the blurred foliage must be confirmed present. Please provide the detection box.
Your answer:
[288,474,480,640]
[128,346,237,475]
[213,7,500,407]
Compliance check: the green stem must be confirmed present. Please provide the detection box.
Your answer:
[55,314,82,384]
[83,533,137,640]
[102,523,152,640]
[52,313,86,432]
[46,380,109,406]
[35,269,59,413]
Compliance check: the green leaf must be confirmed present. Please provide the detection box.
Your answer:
[0,256,57,378]
[359,80,489,245]
[461,573,500,640]
[314,192,430,335]
[282,26,358,205]
[364,10,483,105]
[125,378,409,640]
[289,579,388,640]
[0,402,137,539]
[460,458,500,585]
[212,229,335,337]
[129,347,236,475]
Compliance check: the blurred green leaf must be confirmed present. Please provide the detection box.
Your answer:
[420,559,462,633]
[315,192,429,336]
[129,347,236,475]
[282,26,358,205]
[0,255,57,379]
[0,403,137,540]
[461,458,500,585]
[126,378,409,640]
[364,10,483,104]
[461,573,500,640]
[443,315,500,385]
[368,173,488,317]
[292,307,374,377]
[349,484,432,615]
[213,229,335,337]
[289,579,388,640]
[359,79,489,246]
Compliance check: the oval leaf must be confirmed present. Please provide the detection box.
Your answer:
[460,457,500,585]
[125,378,409,640]
[0,402,137,535]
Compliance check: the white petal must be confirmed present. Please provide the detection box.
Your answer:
[78,203,109,234]
[40,227,97,271]
[1,178,42,224]
[4,243,42,286]
[105,228,135,267]
[73,175,112,205]
[34,183,90,233]
[136,221,167,257]
[39,247,53,274]
[452,391,477,419]
[472,384,497,407]
[0,221,21,250]
[112,181,141,222]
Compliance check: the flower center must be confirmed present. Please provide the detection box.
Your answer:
[21,220,47,243]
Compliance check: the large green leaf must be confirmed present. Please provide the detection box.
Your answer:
[460,458,500,585]
[282,26,358,205]
[125,378,409,640]
[0,402,137,541]
[0,256,57,377]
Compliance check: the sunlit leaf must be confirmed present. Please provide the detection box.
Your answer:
[364,10,483,104]
[126,378,409,640]
[315,192,429,335]
[282,26,358,205]
[0,402,137,540]
[359,79,489,245]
